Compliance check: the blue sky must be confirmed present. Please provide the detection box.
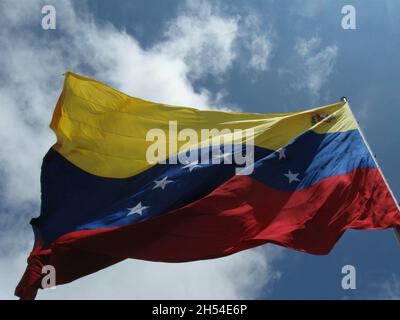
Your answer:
[0,0,399,299]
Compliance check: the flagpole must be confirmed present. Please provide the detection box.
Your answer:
[341,97,400,244]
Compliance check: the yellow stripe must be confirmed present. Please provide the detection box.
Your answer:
[51,72,357,178]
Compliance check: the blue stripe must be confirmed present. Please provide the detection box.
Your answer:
[251,129,376,190]
[33,128,375,246]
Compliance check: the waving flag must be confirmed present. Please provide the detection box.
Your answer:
[16,72,400,299]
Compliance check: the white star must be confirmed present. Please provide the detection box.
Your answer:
[152,176,173,190]
[127,202,149,216]
[182,160,201,172]
[284,170,300,184]
[278,148,286,160]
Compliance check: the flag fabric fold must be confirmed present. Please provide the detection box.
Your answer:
[16,72,400,299]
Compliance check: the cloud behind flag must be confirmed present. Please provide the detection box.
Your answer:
[16,72,400,299]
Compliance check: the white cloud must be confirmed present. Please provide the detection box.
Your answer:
[157,0,238,80]
[288,0,329,19]
[280,36,338,99]
[156,0,273,80]
[239,13,274,72]
[380,279,400,299]
[0,0,280,299]
[370,274,400,300]
[36,246,283,300]
[295,37,338,97]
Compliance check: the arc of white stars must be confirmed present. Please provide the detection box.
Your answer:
[152,176,173,190]
[284,169,300,184]
[127,202,149,216]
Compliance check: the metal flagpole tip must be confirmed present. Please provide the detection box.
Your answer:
[340,96,348,102]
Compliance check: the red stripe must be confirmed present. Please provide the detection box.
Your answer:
[16,167,400,298]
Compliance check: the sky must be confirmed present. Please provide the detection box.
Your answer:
[0,0,399,299]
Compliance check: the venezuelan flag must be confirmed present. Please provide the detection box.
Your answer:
[16,72,400,299]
